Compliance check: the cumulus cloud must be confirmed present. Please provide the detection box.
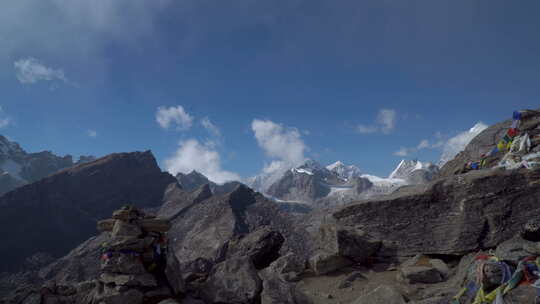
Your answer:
[250,119,308,190]
[439,122,488,165]
[201,117,221,137]
[356,109,397,135]
[252,119,307,169]
[156,105,193,131]
[87,129,97,137]
[164,139,240,184]
[14,58,68,84]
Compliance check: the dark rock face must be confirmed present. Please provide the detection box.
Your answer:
[164,184,312,300]
[332,168,540,258]
[0,173,26,195]
[200,257,262,304]
[0,151,176,273]
[0,135,97,196]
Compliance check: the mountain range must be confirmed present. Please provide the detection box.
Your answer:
[247,158,439,207]
[0,135,95,195]
[1,108,540,303]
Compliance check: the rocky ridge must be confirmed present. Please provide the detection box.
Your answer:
[0,151,176,274]
[0,135,95,195]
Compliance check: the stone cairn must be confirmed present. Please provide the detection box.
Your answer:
[93,205,173,304]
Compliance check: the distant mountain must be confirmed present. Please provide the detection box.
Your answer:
[389,160,440,184]
[262,159,439,207]
[0,135,96,195]
[175,170,243,195]
[326,161,362,180]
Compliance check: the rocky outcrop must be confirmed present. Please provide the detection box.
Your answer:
[397,255,449,284]
[0,151,176,273]
[332,167,540,258]
[439,108,540,178]
[166,184,311,290]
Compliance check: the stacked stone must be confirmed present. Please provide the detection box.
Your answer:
[93,205,172,304]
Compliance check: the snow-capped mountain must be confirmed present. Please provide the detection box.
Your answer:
[0,135,96,195]
[256,159,440,207]
[389,160,440,184]
[326,161,362,180]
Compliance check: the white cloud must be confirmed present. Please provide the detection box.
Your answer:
[201,117,221,137]
[393,147,411,157]
[14,58,68,84]
[393,136,448,158]
[87,129,97,137]
[164,139,240,184]
[439,122,488,165]
[356,125,378,134]
[377,109,397,134]
[156,105,193,131]
[356,108,397,135]
[417,139,430,150]
[252,119,307,167]
[0,107,11,128]
[251,119,308,190]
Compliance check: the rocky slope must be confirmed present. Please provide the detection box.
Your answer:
[0,135,95,195]
[439,108,540,178]
[0,151,176,274]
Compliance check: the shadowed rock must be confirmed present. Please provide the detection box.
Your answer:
[0,151,176,273]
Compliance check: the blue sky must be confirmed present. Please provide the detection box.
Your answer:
[0,0,539,182]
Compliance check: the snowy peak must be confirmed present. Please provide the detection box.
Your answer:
[326,161,361,180]
[389,159,439,183]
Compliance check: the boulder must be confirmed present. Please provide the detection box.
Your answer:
[317,223,381,262]
[259,255,311,304]
[200,257,262,304]
[309,251,352,275]
[139,218,172,233]
[333,168,540,257]
[354,285,406,304]
[111,220,142,238]
[338,271,366,289]
[495,236,533,262]
[398,255,449,284]
[99,273,157,287]
[101,254,147,274]
[93,284,144,304]
[227,227,285,270]
[165,250,186,295]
